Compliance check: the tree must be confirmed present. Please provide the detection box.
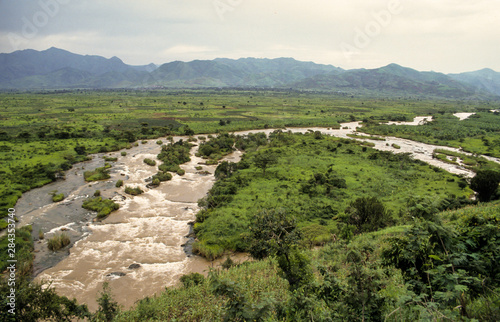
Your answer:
[248,209,311,290]
[93,282,119,322]
[74,145,87,155]
[253,151,277,176]
[470,169,500,202]
[346,197,392,233]
[215,161,238,180]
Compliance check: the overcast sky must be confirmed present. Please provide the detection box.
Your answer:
[0,0,499,73]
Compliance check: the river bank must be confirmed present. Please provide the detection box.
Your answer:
[14,117,499,310]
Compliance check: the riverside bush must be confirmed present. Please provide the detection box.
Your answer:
[47,233,70,251]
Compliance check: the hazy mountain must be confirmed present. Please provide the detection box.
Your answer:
[292,64,493,98]
[0,48,498,99]
[148,57,342,87]
[0,47,155,88]
[449,68,500,96]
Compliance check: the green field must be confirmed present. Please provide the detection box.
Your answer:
[0,89,499,320]
[192,131,474,259]
[1,89,498,220]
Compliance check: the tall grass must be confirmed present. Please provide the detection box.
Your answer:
[47,233,70,251]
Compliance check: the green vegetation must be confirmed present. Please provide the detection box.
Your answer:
[82,196,120,219]
[115,179,124,187]
[363,111,500,158]
[103,156,118,162]
[0,225,33,277]
[0,90,497,225]
[193,132,473,259]
[116,201,500,321]
[1,227,89,321]
[83,163,112,182]
[156,139,192,179]
[47,233,71,251]
[470,169,500,202]
[124,186,144,196]
[50,191,65,202]
[198,133,235,160]
[0,89,499,319]
[143,158,156,166]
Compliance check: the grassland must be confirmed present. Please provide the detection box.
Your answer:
[192,131,474,259]
[0,89,498,224]
[114,201,500,321]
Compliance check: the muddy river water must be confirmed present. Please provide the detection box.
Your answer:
[13,119,499,310]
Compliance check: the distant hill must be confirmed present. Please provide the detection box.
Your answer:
[0,47,154,88]
[292,64,491,99]
[0,47,498,99]
[147,57,342,87]
[449,68,500,96]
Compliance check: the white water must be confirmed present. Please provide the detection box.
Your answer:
[453,112,476,120]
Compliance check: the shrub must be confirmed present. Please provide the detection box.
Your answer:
[192,242,225,260]
[121,151,127,156]
[153,172,172,182]
[125,186,144,196]
[82,197,120,218]
[180,273,205,288]
[47,233,70,251]
[470,169,500,202]
[51,193,64,202]
[94,190,101,197]
[176,168,185,176]
[103,156,117,162]
[116,180,124,187]
[84,166,111,182]
[143,158,157,166]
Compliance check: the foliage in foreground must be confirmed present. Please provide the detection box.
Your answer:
[116,201,500,321]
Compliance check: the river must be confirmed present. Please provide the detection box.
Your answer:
[13,118,498,311]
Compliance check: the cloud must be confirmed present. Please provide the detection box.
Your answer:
[0,0,498,72]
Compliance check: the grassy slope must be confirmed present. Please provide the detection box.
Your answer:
[116,201,500,321]
[193,132,473,258]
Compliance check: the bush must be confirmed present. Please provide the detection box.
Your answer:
[51,193,64,202]
[192,242,225,260]
[470,169,500,202]
[143,158,157,166]
[180,273,205,288]
[47,233,70,251]
[121,151,127,156]
[84,166,111,182]
[176,168,185,176]
[153,172,172,182]
[345,197,392,234]
[116,180,124,187]
[82,197,120,218]
[125,186,144,196]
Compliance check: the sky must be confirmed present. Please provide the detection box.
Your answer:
[0,0,499,73]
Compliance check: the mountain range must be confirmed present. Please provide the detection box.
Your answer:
[1,47,499,99]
